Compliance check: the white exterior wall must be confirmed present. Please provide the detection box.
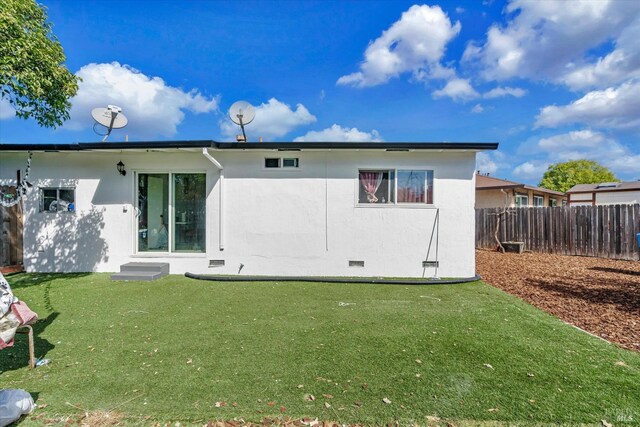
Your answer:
[1,149,477,278]
[596,191,640,205]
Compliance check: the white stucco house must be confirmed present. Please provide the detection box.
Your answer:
[0,140,497,278]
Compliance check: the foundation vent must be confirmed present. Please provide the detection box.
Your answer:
[422,261,439,268]
[209,259,225,267]
[348,260,365,267]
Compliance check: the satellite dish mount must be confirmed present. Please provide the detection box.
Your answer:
[91,105,128,141]
[228,101,255,142]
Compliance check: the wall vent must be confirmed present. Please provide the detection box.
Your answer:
[422,261,439,268]
[209,259,225,267]
[348,260,365,267]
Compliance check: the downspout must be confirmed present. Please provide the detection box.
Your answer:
[202,148,225,250]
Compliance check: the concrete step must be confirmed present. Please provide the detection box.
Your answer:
[111,270,168,281]
[119,262,170,274]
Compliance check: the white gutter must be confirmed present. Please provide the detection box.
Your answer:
[202,148,225,250]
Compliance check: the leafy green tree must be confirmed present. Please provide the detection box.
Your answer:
[0,0,79,127]
[539,160,619,193]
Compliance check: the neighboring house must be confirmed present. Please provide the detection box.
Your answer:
[0,140,497,278]
[566,181,640,206]
[475,173,566,208]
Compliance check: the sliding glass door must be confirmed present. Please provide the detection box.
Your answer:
[137,172,206,253]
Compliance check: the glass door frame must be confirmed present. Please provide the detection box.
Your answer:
[134,170,207,255]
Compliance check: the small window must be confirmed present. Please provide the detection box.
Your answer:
[515,194,529,207]
[40,188,75,212]
[265,158,280,168]
[283,158,299,168]
[549,198,557,207]
[358,170,394,204]
[533,195,544,207]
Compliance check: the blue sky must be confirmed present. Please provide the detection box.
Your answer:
[1,0,639,184]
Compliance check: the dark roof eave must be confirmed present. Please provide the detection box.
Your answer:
[476,184,525,191]
[213,142,499,150]
[0,141,499,152]
[522,185,566,196]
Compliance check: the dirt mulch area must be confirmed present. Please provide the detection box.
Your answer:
[476,249,640,352]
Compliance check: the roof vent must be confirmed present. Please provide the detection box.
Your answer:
[596,182,619,189]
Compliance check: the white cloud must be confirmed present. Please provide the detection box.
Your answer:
[537,129,604,152]
[463,0,640,85]
[455,7,465,14]
[513,129,640,180]
[220,98,316,141]
[512,161,549,180]
[432,78,479,101]
[560,17,640,90]
[293,124,383,142]
[534,130,640,175]
[337,4,461,87]
[535,80,640,130]
[66,62,218,138]
[0,98,15,120]
[476,152,497,174]
[470,104,484,114]
[483,86,526,99]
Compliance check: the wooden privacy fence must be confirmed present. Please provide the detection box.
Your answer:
[476,205,640,261]
[0,187,24,267]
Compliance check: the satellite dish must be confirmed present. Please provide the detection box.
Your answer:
[91,105,128,141]
[228,101,255,142]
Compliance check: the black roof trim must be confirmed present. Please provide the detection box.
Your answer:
[0,140,214,151]
[214,142,498,150]
[0,140,498,152]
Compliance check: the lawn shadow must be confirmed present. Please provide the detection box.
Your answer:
[526,277,640,315]
[6,272,93,290]
[0,274,77,373]
[589,266,640,277]
[0,312,59,373]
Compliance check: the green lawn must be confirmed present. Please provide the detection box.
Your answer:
[1,273,638,426]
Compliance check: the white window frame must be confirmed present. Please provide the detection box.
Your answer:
[263,157,300,170]
[355,168,435,207]
[533,195,544,207]
[134,171,207,256]
[39,187,76,213]
[515,194,529,207]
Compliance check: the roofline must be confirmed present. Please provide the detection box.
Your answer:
[567,187,640,194]
[476,184,525,191]
[522,185,566,196]
[476,183,565,196]
[0,140,499,152]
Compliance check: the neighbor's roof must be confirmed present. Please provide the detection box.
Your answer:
[0,140,498,152]
[567,181,640,193]
[476,174,565,196]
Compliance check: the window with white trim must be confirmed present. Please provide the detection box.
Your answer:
[549,198,557,207]
[515,194,529,207]
[533,195,544,207]
[40,188,75,212]
[358,169,433,205]
[264,157,299,168]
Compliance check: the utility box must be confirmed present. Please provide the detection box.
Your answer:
[501,241,525,254]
